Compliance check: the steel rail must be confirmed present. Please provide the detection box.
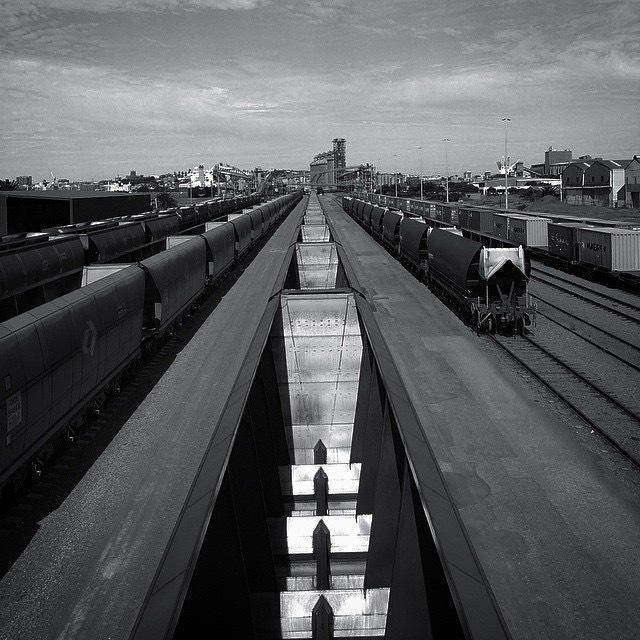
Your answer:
[489,333,640,470]
[531,265,640,311]
[531,270,640,322]
[533,294,640,358]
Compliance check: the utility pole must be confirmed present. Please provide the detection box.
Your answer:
[502,117,511,210]
[418,146,423,200]
[443,138,450,202]
[394,154,398,197]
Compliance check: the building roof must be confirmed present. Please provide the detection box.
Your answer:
[0,191,149,200]
[562,161,594,174]
[589,159,630,171]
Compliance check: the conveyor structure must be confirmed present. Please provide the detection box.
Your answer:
[131,193,509,639]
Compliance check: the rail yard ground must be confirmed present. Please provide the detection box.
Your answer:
[480,194,640,224]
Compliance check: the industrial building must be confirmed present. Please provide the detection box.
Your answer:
[310,138,347,190]
[561,157,639,207]
[0,191,151,236]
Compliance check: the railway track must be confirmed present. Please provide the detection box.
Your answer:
[491,332,640,469]
[531,265,640,324]
[533,298,640,371]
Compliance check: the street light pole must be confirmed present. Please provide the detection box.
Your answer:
[443,138,450,202]
[418,146,423,200]
[394,154,398,197]
[502,117,511,210]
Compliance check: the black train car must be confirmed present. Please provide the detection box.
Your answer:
[426,228,535,334]
[0,266,145,487]
[0,234,85,320]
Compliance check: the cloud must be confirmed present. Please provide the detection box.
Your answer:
[0,0,267,15]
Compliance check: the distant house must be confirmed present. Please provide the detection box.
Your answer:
[623,156,640,208]
[561,160,594,204]
[562,158,640,207]
[583,160,627,207]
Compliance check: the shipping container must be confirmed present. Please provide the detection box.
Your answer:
[462,207,495,234]
[507,215,551,248]
[547,222,590,263]
[457,207,469,229]
[492,213,509,239]
[577,227,640,271]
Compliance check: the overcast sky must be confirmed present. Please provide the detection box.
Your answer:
[1,0,638,181]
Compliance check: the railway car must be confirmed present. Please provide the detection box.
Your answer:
[398,216,431,272]
[382,209,403,254]
[177,206,197,230]
[246,209,264,242]
[342,197,535,333]
[355,193,640,279]
[0,266,145,487]
[0,234,85,321]
[202,222,236,282]
[139,237,207,336]
[0,191,303,493]
[370,205,386,240]
[425,228,534,333]
[0,194,269,324]
[123,212,181,252]
[229,214,253,258]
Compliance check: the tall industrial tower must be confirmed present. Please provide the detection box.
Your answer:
[333,138,346,171]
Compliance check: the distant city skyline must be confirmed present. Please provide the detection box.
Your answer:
[1,0,638,181]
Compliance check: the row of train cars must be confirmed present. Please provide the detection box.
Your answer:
[341,195,536,335]
[0,191,303,493]
[363,193,640,275]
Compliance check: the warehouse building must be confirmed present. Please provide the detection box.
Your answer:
[0,191,151,236]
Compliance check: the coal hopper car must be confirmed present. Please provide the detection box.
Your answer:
[425,227,535,334]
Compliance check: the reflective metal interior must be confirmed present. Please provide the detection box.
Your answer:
[295,243,340,289]
[267,192,389,638]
